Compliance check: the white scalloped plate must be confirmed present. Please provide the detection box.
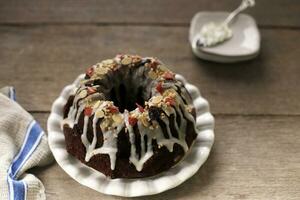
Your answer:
[47,73,214,197]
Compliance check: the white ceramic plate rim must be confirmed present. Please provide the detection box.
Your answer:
[47,73,215,197]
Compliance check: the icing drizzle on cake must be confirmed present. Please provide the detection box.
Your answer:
[63,55,196,171]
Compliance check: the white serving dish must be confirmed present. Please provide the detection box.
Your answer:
[47,73,214,197]
[190,12,260,63]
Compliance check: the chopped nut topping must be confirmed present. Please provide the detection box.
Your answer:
[78,89,88,98]
[130,111,139,118]
[94,67,109,76]
[132,56,142,64]
[101,59,117,69]
[93,100,102,109]
[74,55,190,133]
[112,113,123,124]
[148,69,158,79]
[158,65,168,72]
[139,113,150,127]
[95,110,105,118]
[102,59,114,65]
[163,88,177,98]
[151,95,163,105]
[121,56,133,65]
[87,98,99,107]
[100,118,111,131]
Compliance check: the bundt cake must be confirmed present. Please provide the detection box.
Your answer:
[62,54,197,178]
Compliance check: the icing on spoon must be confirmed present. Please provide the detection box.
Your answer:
[196,0,255,48]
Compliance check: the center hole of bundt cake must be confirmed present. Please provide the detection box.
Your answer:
[108,84,145,113]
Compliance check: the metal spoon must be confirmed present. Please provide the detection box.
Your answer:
[196,0,255,48]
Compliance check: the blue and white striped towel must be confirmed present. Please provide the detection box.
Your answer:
[0,87,53,200]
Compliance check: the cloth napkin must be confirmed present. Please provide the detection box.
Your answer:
[0,86,53,200]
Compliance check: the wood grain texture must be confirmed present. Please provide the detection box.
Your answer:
[0,0,299,27]
[31,113,300,200]
[0,25,299,114]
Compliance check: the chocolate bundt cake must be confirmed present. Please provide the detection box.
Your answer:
[62,54,197,179]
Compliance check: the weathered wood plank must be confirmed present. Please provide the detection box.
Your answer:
[0,0,299,27]
[1,25,299,114]
[31,114,300,200]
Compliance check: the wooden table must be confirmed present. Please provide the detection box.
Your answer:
[1,1,299,199]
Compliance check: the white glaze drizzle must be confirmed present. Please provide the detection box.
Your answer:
[124,111,155,171]
[81,102,124,170]
[160,108,188,152]
[65,91,195,171]
[122,91,195,171]
[63,56,197,172]
[65,86,88,128]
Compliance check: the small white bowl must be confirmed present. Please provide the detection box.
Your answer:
[190,12,260,63]
[47,74,215,197]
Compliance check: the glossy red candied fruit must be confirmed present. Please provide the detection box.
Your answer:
[150,60,159,70]
[128,116,138,126]
[165,97,176,106]
[135,103,145,112]
[162,71,175,80]
[156,82,164,94]
[84,107,93,116]
[108,105,119,113]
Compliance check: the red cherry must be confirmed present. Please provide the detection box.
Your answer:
[128,116,138,126]
[108,105,119,113]
[150,60,159,70]
[156,82,164,94]
[163,71,175,80]
[165,97,176,106]
[84,107,93,116]
[86,67,94,77]
[87,87,96,94]
[135,103,145,112]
